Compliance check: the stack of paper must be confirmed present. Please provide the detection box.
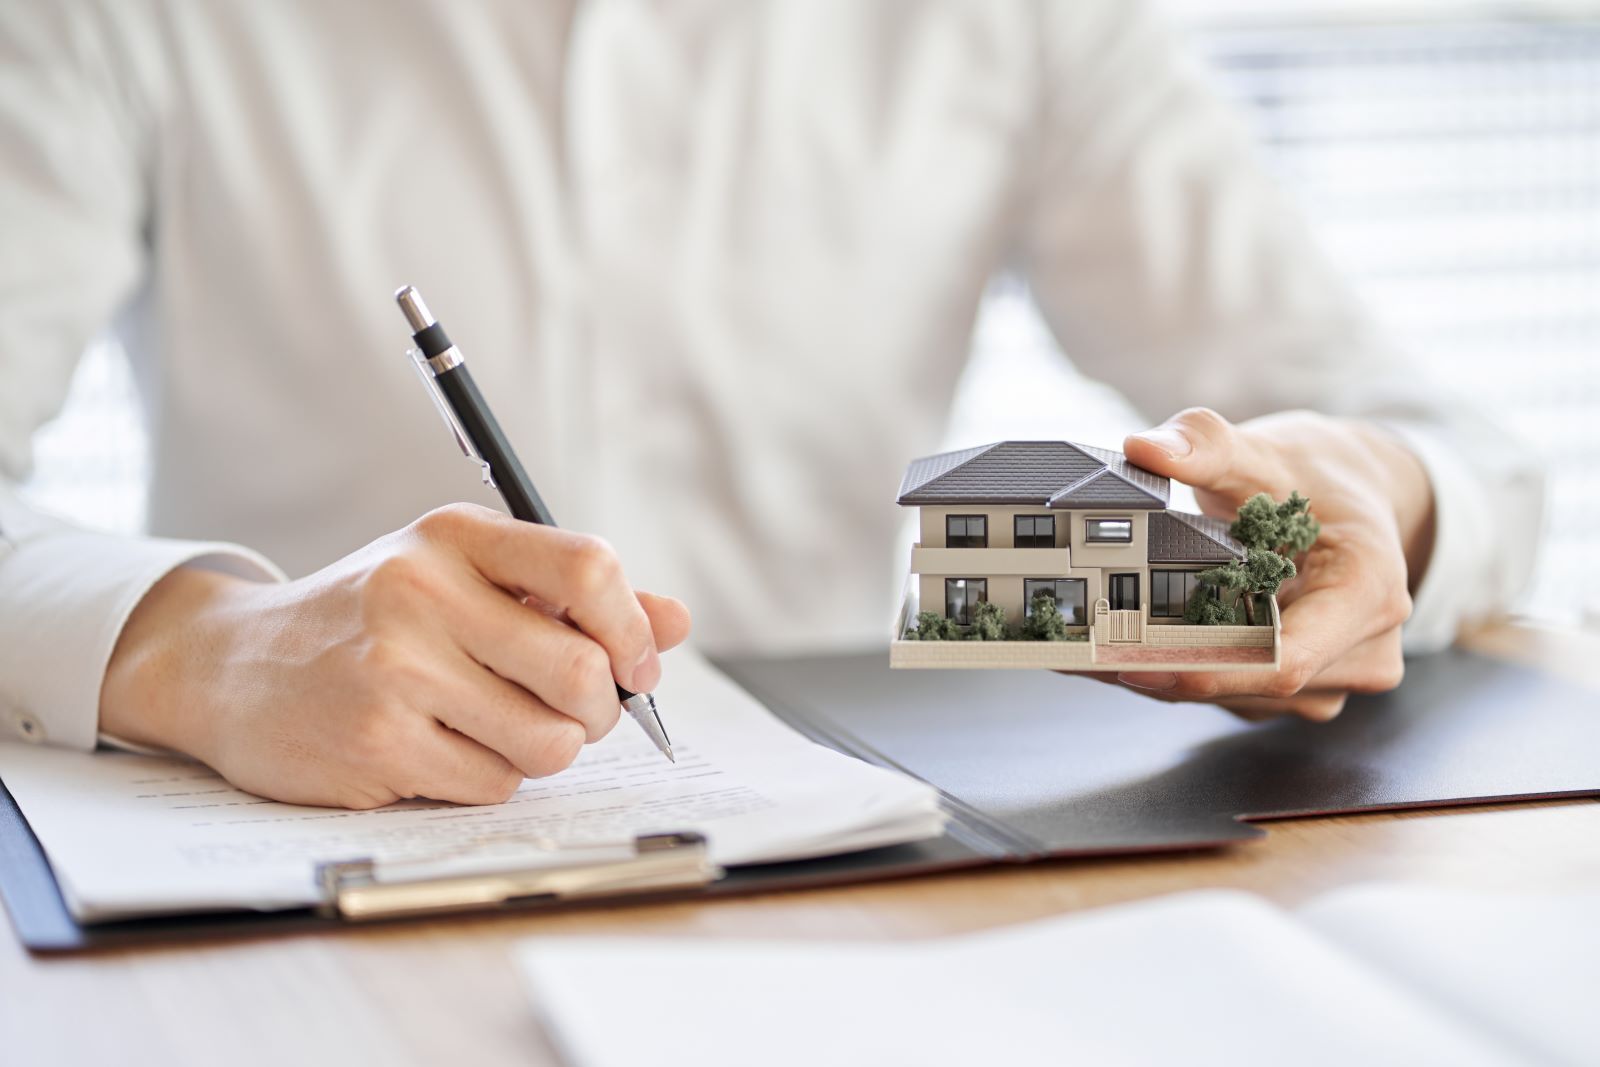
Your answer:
[0,652,945,921]
[518,885,1600,1067]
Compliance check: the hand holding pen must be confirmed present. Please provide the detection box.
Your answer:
[98,314,690,811]
[396,285,679,761]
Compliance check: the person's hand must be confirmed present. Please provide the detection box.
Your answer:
[100,504,692,808]
[1100,407,1435,721]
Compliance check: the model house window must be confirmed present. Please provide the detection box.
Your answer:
[1108,573,1140,611]
[946,515,987,548]
[1024,578,1087,625]
[1014,515,1055,548]
[1151,570,1210,618]
[944,578,987,625]
[1085,518,1133,543]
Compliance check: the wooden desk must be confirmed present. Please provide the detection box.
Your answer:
[6,624,1598,1067]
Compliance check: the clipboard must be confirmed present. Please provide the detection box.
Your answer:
[5,647,1600,953]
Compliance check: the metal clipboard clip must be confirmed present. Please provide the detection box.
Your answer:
[407,345,497,490]
[316,831,720,922]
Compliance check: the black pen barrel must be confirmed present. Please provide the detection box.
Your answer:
[431,362,642,702]
[431,363,557,527]
[399,284,658,722]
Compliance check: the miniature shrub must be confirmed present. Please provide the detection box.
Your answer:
[1020,592,1070,641]
[1183,591,1239,626]
[908,610,959,641]
[966,601,1010,641]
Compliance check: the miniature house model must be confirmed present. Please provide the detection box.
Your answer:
[892,440,1281,671]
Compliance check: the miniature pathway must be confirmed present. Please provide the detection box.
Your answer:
[1091,645,1275,666]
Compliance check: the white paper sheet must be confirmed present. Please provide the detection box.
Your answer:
[0,651,943,921]
[1299,884,1600,1067]
[518,890,1532,1067]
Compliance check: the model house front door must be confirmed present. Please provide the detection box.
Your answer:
[1109,573,1140,612]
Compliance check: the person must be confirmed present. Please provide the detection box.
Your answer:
[0,2,1541,808]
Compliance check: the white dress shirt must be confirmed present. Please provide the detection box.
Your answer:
[0,0,1543,751]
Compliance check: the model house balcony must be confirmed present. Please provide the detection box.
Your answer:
[909,544,1073,576]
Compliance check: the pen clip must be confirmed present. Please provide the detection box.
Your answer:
[408,347,498,490]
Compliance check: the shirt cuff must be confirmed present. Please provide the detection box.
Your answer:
[1379,421,1495,655]
[0,528,284,751]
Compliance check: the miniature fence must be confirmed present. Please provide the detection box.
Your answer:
[1091,601,1145,644]
[1145,624,1275,648]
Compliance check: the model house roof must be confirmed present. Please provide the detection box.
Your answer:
[1148,511,1245,563]
[896,441,1170,509]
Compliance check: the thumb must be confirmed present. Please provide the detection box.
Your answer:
[638,591,693,653]
[1123,407,1283,504]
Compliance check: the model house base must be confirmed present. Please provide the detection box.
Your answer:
[890,584,1281,672]
[891,440,1284,672]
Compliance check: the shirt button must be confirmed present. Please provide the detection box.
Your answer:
[8,709,45,744]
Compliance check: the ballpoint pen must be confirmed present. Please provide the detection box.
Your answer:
[394,285,675,762]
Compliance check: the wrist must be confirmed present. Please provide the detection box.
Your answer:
[99,565,260,759]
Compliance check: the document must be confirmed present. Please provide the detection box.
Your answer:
[519,885,1600,1067]
[0,652,944,922]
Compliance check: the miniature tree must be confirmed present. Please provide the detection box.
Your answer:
[1189,491,1320,625]
[1241,548,1296,621]
[1231,491,1320,557]
[908,610,958,641]
[1020,591,1070,641]
[1198,549,1295,626]
[1229,494,1283,555]
[967,600,1010,641]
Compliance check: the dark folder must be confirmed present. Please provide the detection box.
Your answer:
[4,648,1599,952]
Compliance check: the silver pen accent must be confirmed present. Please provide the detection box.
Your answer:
[621,693,674,764]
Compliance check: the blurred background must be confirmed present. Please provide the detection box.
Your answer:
[20,0,1600,624]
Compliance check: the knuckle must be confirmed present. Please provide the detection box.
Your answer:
[412,502,481,540]
[1378,590,1413,632]
[553,641,612,710]
[1267,659,1314,699]
[1299,694,1348,722]
[1219,701,1273,723]
[478,765,524,805]
[1171,407,1235,446]
[362,552,432,606]
[1173,674,1220,701]
[523,718,587,778]
[566,535,623,599]
[580,699,623,744]
[334,785,396,811]
[1356,656,1407,695]
[1377,657,1407,692]
[343,702,405,769]
[350,636,418,688]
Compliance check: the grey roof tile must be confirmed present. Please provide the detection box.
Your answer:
[1077,444,1173,505]
[1148,511,1245,563]
[1048,469,1168,509]
[897,440,1170,508]
[897,442,998,500]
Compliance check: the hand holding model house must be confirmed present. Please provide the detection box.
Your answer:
[894,408,1432,722]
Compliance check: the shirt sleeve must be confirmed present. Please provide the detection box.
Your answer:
[0,4,286,750]
[0,491,286,750]
[1017,0,1544,645]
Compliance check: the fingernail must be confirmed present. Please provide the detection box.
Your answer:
[630,645,661,693]
[1130,427,1192,459]
[1118,672,1178,692]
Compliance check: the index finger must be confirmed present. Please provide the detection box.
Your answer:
[422,506,661,694]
